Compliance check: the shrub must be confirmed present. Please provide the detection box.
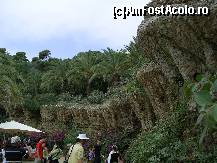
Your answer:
[52,131,65,142]
[57,93,74,102]
[125,105,188,162]
[87,90,105,104]
[64,128,78,146]
[184,73,217,144]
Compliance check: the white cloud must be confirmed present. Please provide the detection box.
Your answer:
[0,0,150,55]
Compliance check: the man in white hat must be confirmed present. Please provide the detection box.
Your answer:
[68,133,89,163]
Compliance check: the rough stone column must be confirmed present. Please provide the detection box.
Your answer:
[130,93,155,131]
[137,62,178,120]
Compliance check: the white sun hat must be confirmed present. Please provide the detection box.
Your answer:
[11,136,21,144]
[77,133,89,140]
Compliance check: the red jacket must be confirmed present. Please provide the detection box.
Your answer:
[34,142,43,159]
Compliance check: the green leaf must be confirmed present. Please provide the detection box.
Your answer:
[199,125,207,144]
[209,104,217,122]
[211,79,217,92]
[202,82,212,92]
[196,113,204,126]
[195,73,204,82]
[199,105,206,113]
[209,75,217,83]
[206,115,217,129]
[206,106,217,129]
[194,90,212,107]
[183,82,193,97]
[192,83,199,93]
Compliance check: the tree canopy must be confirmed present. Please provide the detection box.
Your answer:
[0,41,146,113]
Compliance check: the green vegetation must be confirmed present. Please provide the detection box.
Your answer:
[64,127,78,145]
[184,73,217,144]
[1,39,217,162]
[126,103,217,162]
[0,41,145,115]
[0,50,23,113]
[125,73,217,162]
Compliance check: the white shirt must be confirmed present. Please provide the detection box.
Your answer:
[1,149,6,163]
[107,150,119,163]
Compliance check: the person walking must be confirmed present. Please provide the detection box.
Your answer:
[68,133,89,163]
[48,142,63,163]
[94,140,101,163]
[107,145,120,163]
[34,138,46,163]
[25,141,34,159]
[87,146,95,163]
[42,143,48,163]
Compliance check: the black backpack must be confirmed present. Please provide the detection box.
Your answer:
[110,152,120,163]
[4,146,26,162]
[5,150,23,161]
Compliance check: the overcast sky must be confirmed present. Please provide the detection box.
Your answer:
[0,0,150,59]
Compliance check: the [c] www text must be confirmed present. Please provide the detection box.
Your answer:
[113,5,210,19]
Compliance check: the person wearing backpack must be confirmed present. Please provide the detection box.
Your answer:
[107,145,120,163]
[94,140,101,163]
[68,133,89,163]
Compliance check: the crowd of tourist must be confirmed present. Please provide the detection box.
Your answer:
[0,133,124,163]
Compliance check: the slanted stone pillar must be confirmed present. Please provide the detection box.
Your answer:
[137,62,178,120]
[130,93,155,131]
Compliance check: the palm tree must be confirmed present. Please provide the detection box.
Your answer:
[40,59,70,94]
[97,48,130,86]
[125,41,148,68]
[25,68,41,96]
[68,51,104,95]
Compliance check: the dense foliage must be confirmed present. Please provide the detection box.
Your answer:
[126,103,217,162]
[0,41,145,116]
[125,73,217,162]
[184,73,217,144]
